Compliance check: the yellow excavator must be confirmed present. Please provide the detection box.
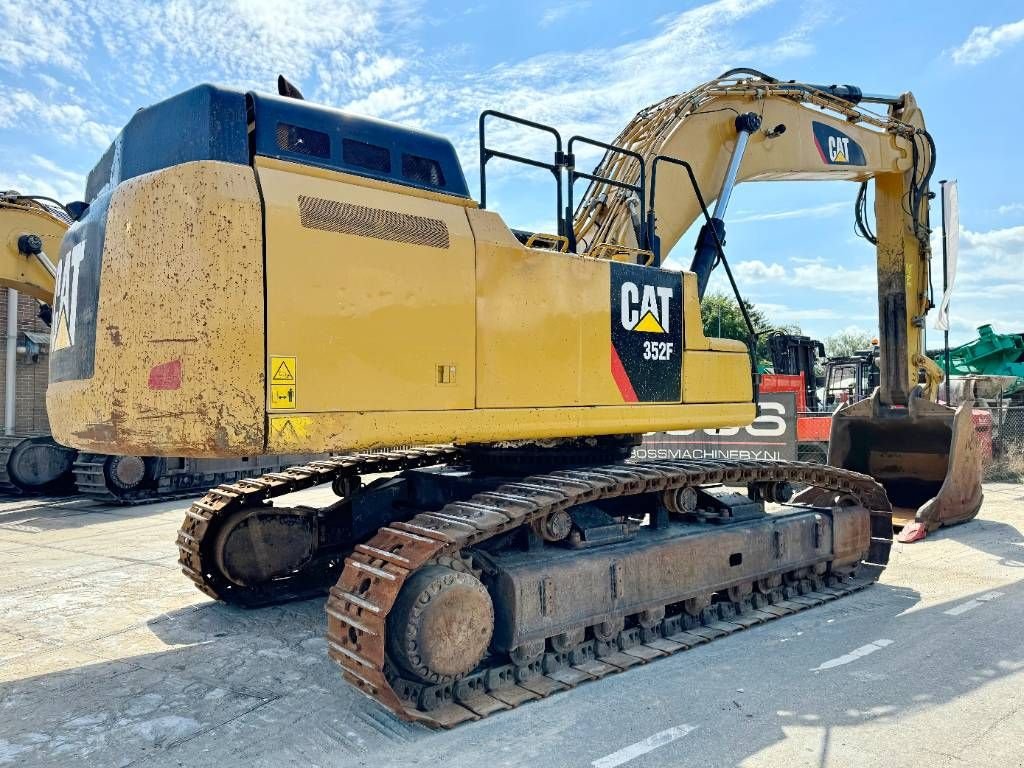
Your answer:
[36,69,979,725]
[0,192,322,501]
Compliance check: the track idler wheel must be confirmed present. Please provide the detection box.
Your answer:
[104,455,164,495]
[727,582,753,602]
[211,507,318,587]
[106,456,147,490]
[386,565,494,684]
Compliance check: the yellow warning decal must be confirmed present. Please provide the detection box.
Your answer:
[270,416,312,444]
[633,310,666,334]
[271,384,296,409]
[270,355,296,384]
[51,309,72,351]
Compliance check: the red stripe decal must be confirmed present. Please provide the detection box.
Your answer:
[813,135,829,163]
[610,344,638,402]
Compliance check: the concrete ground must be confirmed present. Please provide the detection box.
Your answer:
[1,483,1023,768]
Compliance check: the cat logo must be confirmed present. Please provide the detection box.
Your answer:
[828,135,850,163]
[620,281,672,334]
[811,121,867,166]
[51,240,86,352]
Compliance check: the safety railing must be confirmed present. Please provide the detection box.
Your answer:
[479,110,566,238]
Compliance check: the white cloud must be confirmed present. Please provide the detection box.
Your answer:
[730,201,847,224]
[0,1,84,71]
[0,90,116,149]
[757,303,848,322]
[427,0,805,165]
[789,260,876,294]
[540,1,591,28]
[344,84,426,120]
[81,0,387,93]
[734,259,786,281]
[959,224,1024,260]
[997,202,1024,216]
[0,156,85,202]
[950,18,1024,65]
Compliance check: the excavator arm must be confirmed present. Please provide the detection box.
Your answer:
[574,70,979,539]
[575,70,932,405]
[0,193,63,303]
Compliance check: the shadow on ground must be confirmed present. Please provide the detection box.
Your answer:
[2,575,1024,768]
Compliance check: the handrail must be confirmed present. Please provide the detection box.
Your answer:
[566,135,647,257]
[479,110,565,237]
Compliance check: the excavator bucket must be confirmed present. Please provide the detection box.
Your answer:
[828,389,983,543]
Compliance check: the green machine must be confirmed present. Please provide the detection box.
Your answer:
[933,324,1024,398]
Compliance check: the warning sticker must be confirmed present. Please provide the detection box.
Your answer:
[270,356,296,384]
[270,416,312,443]
[271,383,296,410]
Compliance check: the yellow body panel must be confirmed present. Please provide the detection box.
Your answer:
[47,161,266,456]
[470,209,623,407]
[266,403,754,453]
[49,159,755,458]
[259,156,477,413]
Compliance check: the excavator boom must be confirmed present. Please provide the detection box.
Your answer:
[0,193,64,302]
[572,70,982,539]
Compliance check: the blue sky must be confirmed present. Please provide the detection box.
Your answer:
[2,0,1022,346]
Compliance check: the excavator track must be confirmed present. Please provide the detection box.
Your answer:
[0,436,25,494]
[179,451,890,728]
[0,435,76,495]
[325,459,891,727]
[177,446,462,605]
[76,453,339,506]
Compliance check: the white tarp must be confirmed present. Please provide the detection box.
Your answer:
[934,180,959,331]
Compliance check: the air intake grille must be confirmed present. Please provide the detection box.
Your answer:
[297,195,450,249]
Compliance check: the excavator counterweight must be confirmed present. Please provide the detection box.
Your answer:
[0,192,325,501]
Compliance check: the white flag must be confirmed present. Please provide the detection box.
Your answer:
[934,180,958,331]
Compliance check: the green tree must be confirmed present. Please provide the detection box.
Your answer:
[700,292,802,368]
[700,292,766,343]
[825,329,874,358]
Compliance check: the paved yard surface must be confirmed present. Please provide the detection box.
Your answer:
[1,482,1022,768]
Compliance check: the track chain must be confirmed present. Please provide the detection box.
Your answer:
[177,446,462,604]
[324,458,892,727]
[0,436,23,494]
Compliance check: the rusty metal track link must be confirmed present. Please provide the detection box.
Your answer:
[177,446,462,604]
[326,458,892,727]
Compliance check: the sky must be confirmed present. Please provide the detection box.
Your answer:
[1,0,1022,347]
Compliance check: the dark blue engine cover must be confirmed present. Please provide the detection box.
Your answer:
[85,84,249,203]
[83,84,469,203]
[247,92,469,197]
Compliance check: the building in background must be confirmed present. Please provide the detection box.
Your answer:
[0,292,50,435]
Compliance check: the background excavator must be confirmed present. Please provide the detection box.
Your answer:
[38,69,978,726]
[0,191,323,501]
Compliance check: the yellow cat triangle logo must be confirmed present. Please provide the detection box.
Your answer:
[834,149,847,162]
[51,309,72,351]
[633,310,666,334]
